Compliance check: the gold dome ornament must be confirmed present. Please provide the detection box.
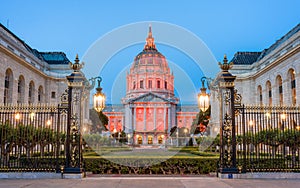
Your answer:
[69,54,84,72]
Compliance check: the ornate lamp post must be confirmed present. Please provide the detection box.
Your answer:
[65,54,105,174]
[92,77,106,112]
[198,77,210,112]
[217,55,239,174]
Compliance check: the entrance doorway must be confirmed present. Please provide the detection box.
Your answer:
[158,136,163,144]
[148,136,153,144]
[138,136,142,144]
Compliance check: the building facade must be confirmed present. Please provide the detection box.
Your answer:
[104,27,198,145]
[230,23,300,106]
[0,23,91,126]
[210,23,300,133]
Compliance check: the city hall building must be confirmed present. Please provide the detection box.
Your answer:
[103,27,198,145]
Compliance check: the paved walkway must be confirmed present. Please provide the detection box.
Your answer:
[1,176,300,188]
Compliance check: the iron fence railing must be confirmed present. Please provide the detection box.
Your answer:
[236,105,300,172]
[0,103,67,172]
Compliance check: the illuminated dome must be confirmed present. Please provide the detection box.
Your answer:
[125,26,174,98]
[130,26,171,74]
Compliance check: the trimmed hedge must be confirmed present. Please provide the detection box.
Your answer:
[83,157,218,175]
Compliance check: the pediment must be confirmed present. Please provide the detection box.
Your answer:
[129,92,171,103]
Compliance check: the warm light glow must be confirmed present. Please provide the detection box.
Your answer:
[46,120,51,126]
[113,128,117,133]
[30,112,35,121]
[198,92,210,112]
[280,114,286,120]
[249,120,254,126]
[161,135,164,138]
[128,134,131,138]
[184,128,188,133]
[93,92,106,112]
[136,134,139,138]
[15,113,20,120]
[265,112,271,118]
[83,127,87,133]
[296,126,300,131]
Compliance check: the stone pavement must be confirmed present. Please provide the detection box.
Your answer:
[1,176,300,188]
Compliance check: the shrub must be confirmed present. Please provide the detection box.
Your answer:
[83,157,218,175]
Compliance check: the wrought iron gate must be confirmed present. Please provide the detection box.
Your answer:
[235,105,300,172]
[0,102,68,172]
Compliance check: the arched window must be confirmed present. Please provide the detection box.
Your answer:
[276,75,283,105]
[288,69,296,105]
[132,81,136,89]
[28,81,35,104]
[17,75,25,103]
[266,81,272,105]
[257,85,263,105]
[164,81,167,89]
[4,69,13,103]
[157,80,161,89]
[38,86,43,103]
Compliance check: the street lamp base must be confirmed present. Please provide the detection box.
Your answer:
[218,167,239,174]
[63,167,83,174]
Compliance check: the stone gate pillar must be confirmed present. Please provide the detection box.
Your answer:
[217,55,238,174]
[65,54,85,173]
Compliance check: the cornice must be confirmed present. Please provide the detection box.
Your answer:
[0,45,66,81]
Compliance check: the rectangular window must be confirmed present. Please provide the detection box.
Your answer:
[51,92,56,99]
[20,54,26,59]
[148,80,152,89]
[269,90,272,98]
[7,45,14,52]
[140,80,144,89]
[165,81,167,89]
[157,80,160,89]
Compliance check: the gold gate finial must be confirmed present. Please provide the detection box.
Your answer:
[69,54,84,72]
[219,54,233,71]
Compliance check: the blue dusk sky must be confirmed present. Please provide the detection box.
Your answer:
[1,0,299,104]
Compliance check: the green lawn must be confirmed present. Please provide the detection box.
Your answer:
[83,146,219,158]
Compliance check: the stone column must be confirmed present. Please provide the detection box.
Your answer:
[122,115,125,132]
[296,74,300,105]
[144,106,146,131]
[168,107,171,132]
[282,78,290,105]
[154,107,157,130]
[163,107,166,131]
[134,107,136,130]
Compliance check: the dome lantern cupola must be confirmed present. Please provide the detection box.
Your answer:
[144,25,156,50]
